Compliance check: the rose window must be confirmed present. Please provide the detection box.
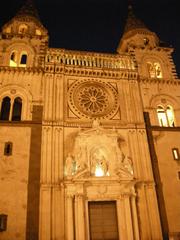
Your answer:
[68,80,119,119]
[78,86,109,114]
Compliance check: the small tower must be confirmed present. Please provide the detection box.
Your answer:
[117,4,159,53]
[0,0,48,68]
[117,4,178,80]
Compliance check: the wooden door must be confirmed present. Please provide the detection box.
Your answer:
[88,201,119,240]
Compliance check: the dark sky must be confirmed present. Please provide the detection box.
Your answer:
[1,0,180,77]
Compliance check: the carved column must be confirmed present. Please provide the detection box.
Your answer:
[117,194,135,240]
[44,74,54,120]
[130,195,140,240]
[124,194,134,240]
[51,127,65,239]
[129,80,144,123]
[66,195,74,240]
[145,183,163,239]
[40,125,65,240]
[75,194,86,240]
[136,183,153,240]
[9,98,14,120]
[54,75,64,121]
[117,197,127,239]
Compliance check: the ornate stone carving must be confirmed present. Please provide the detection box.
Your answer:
[65,121,134,179]
[90,147,109,176]
[116,154,134,178]
[68,79,119,119]
[77,85,109,114]
[65,153,75,176]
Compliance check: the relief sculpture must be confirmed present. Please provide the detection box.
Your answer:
[65,121,134,179]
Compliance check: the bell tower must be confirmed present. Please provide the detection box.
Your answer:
[117,4,177,80]
[0,0,48,68]
[0,1,48,239]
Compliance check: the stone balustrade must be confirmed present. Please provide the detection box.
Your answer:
[45,48,136,70]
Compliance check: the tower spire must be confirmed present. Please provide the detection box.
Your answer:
[123,3,149,34]
[117,2,159,53]
[16,0,40,20]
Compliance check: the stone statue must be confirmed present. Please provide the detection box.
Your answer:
[116,153,134,178]
[123,155,133,175]
[75,147,87,173]
[90,148,108,176]
[65,153,74,176]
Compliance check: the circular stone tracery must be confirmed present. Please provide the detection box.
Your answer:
[78,86,109,114]
[68,80,119,119]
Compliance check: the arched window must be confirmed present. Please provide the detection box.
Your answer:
[18,24,28,34]
[9,50,28,67]
[12,97,22,121]
[157,105,175,127]
[147,62,163,78]
[0,97,11,120]
[20,52,27,66]
[9,51,18,67]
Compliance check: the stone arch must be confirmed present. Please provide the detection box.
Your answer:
[5,42,36,67]
[149,94,179,126]
[150,94,179,108]
[0,96,11,120]
[0,85,33,121]
[140,54,167,79]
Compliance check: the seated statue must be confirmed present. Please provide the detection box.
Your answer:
[90,149,108,176]
[116,154,134,178]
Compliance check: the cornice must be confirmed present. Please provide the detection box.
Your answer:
[47,47,131,59]
[0,66,44,74]
[42,120,146,129]
[1,33,48,41]
[0,120,42,126]
[132,46,173,53]
[139,77,180,85]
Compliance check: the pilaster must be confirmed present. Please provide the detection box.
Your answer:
[136,182,163,240]
[124,194,134,240]
[75,194,86,240]
[65,194,74,240]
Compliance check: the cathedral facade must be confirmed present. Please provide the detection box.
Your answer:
[0,1,180,240]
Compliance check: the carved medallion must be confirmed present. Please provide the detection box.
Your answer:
[68,79,119,119]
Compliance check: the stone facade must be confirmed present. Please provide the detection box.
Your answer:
[0,1,180,240]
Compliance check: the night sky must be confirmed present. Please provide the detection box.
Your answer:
[0,0,180,77]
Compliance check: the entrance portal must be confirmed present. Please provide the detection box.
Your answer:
[88,201,119,240]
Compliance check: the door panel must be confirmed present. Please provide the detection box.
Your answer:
[89,201,119,240]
